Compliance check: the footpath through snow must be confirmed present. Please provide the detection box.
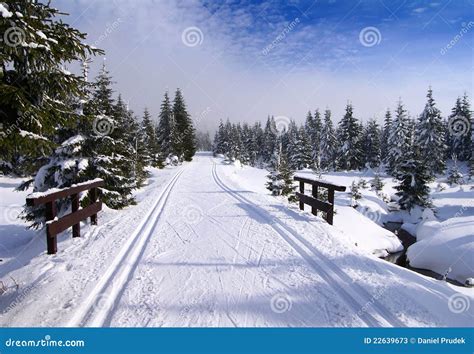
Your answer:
[0,153,472,327]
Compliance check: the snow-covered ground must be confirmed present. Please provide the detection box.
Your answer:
[0,153,472,327]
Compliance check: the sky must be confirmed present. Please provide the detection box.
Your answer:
[54,0,473,132]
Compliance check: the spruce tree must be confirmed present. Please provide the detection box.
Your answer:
[395,149,432,211]
[362,119,381,168]
[416,87,446,175]
[262,116,277,163]
[380,109,392,164]
[0,1,102,176]
[266,138,296,202]
[156,92,174,158]
[386,100,411,177]
[337,103,362,170]
[141,108,162,167]
[447,155,464,186]
[320,109,337,171]
[172,88,196,161]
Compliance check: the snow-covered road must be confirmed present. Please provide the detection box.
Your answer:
[1,153,472,327]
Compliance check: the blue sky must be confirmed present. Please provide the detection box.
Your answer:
[55,0,473,131]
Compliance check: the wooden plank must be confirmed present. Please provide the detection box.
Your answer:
[71,193,80,238]
[90,188,98,225]
[47,202,102,235]
[45,201,57,255]
[294,176,346,192]
[311,184,318,216]
[326,189,335,225]
[296,193,332,213]
[299,181,305,211]
[26,180,104,207]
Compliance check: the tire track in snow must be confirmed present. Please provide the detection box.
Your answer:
[67,167,186,327]
[211,161,404,327]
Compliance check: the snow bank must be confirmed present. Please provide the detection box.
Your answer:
[407,216,474,284]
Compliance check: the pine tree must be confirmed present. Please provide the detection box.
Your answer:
[447,94,472,162]
[266,138,296,202]
[386,100,411,177]
[141,108,162,168]
[395,149,432,211]
[172,88,196,161]
[416,87,446,175]
[320,109,337,171]
[447,155,464,186]
[305,110,322,166]
[380,109,392,164]
[337,103,362,170]
[262,116,277,163]
[156,92,174,158]
[362,119,381,168]
[0,1,102,176]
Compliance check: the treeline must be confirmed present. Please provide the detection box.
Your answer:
[0,1,195,227]
[213,89,473,210]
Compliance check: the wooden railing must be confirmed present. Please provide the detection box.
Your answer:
[294,176,346,225]
[26,179,104,254]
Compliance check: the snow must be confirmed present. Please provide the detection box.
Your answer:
[407,216,474,284]
[0,4,13,18]
[27,178,103,199]
[0,154,472,327]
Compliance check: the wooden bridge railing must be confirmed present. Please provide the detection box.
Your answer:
[294,176,346,225]
[26,179,104,255]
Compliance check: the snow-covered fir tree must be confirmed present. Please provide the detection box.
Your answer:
[266,138,296,202]
[172,89,196,161]
[305,110,322,166]
[337,103,362,170]
[386,100,411,177]
[156,92,174,158]
[380,109,392,164]
[447,94,472,162]
[362,119,381,168]
[262,116,277,164]
[0,1,102,176]
[140,108,163,168]
[395,149,432,211]
[320,109,337,171]
[447,155,464,186]
[416,87,446,176]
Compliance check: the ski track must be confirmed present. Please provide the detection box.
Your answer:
[210,160,404,328]
[12,153,453,327]
[67,167,186,327]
